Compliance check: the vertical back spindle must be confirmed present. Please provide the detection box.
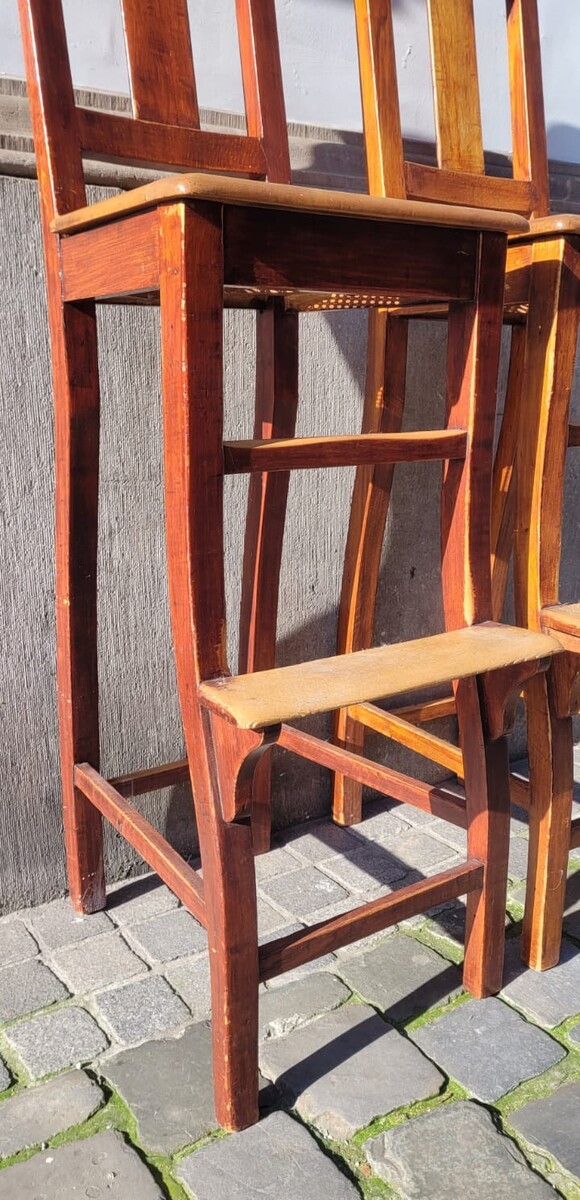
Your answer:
[120,0,200,128]
[235,0,291,183]
[426,0,485,174]
[506,0,549,214]
[354,0,405,197]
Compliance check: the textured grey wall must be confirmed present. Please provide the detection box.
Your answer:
[2,172,580,913]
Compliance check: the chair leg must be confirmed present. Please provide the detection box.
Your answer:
[239,303,299,854]
[159,201,260,1130]
[490,323,525,622]
[457,677,511,997]
[332,311,409,825]
[55,300,105,913]
[522,672,573,971]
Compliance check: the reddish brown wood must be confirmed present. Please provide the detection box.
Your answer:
[60,211,160,302]
[570,819,580,851]
[237,304,299,855]
[491,324,526,621]
[224,209,479,299]
[259,859,483,981]
[279,725,468,829]
[235,0,291,184]
[404,162,533,214]
[120,0,200,128]
[110,758,190,798]
[225,430,467,473]
[506,0,550,214]
[75,764,206,922]
[77,110,267,178]
[159,201,259,1132]
[333,312,408,825]
[479,657,554,741]
[208,718,280,823]
[458,677,511,997]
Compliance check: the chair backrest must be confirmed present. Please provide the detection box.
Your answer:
[355,0,550,216]
[18,0,291,223]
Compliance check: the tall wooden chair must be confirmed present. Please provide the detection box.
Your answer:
[331,0,578,972]
[19,0,559,1130]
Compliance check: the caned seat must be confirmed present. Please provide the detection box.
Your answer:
[18,0,559,1136]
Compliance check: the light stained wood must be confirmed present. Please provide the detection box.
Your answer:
[427,0,483,174]
[491,325,526,620]
[120,0,199,128]
[354,0,405,197]
[235,0,291,184]
[392,695,458,723]
[51,173,530,236]
[506,0,549,212]
[541,604,580,638]
[75,764,206,922]
[348,702,464,775]
[259,860,483,981]
[199,624,559,730]
[405,162,533,214]
[224,430,467,474]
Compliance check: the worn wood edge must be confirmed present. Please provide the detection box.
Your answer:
[259,859,483,979]
[74,763,206,923]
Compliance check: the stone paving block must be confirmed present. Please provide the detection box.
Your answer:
[5,1006,108,1079]
[500,937,580,1027]
[563,871,580,939]
[0,1070,103,1159]
[508,837,530,881]
[417,816,467,851]
[49,931,146,994]
[164,953,211,1020]
[424,900,510,950]
[103,1022,217,1153]
[128,908,207,963]
[411,997,566,1102]
[27,897,113,949]
[509,1080,580,1178]
[319,843,408,895]
[257,897,292,936]
[347,800,413,846]
[94,974,189,1043]
[176,1109,360,1199]
[107,873,180,925]
[569,1023,580,1046]
[0,1061,10,1092]
[260,1002,444,1140]
[0,959,69,1022]
[0,919,38,966]
[280,819,362,863]
[0,1130,165,1198]
[259,865,349,919]
[337,934,463,1022]
[254,846,302,882]
[366,1099,555,1199]
[260,972,350,1039]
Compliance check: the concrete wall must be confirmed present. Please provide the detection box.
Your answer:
[1,0,580,160]
[2,1,580,911]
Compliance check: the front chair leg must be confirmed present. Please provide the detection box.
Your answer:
[457,677,511,997]
[523,669,573,971]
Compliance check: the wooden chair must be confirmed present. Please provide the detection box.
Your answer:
[19,0,560,1131]
[331,0,579,972]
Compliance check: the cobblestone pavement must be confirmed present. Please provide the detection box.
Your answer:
[2,773,580,1198]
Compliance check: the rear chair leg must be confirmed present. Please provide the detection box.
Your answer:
[333,312,409,825]
[457,677,510,997]
[55,300,105,913]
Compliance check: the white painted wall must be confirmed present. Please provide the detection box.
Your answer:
[1,0,580,161]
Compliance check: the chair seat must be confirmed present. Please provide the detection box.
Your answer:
[541,603,580,638]
[198,622,559,729]
[510,213,580,242]
[51,171,529,237]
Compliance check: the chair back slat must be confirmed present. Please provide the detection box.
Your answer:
[19,0,290,218]
[120,0,200,129]
[426,0,484,174]
[506,0,549,213]
[355,0,549,218]
[354,0,405,197]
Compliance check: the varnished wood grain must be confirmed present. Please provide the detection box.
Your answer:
[427,0,483,174]
[121,0,199,129]
[60,210,160,302]
[259,860,483,981]
[224,430,467,473]
[348,702,464,776]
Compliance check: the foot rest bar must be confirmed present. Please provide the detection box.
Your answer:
[259,859,483,982]
[223,430,467,474]
[74,764,206,925]
[110,758,190,797]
